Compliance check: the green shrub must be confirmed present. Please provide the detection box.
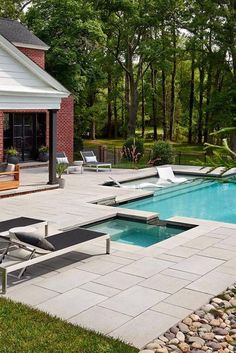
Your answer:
[38,145,49,153]
[152,141,174,165]
[122,137,144,162]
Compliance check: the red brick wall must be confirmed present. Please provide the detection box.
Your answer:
[57,96,74,162]
[18,47,45,69]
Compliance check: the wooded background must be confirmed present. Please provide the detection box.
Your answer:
[1,0,236,145]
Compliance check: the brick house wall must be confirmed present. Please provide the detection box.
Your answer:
[56,96,74,161]
[0,46,74,162]
[18,47,45,69]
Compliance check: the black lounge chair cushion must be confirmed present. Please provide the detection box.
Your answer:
[14,232,55,251]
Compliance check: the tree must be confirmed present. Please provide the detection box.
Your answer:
[0,0,32,18]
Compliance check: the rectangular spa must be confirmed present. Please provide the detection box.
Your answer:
[86,218,194,247]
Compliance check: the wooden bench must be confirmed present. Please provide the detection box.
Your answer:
[0,164,20,191]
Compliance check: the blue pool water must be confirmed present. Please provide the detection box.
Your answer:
[121,180,236,223]
[88,219,189,247]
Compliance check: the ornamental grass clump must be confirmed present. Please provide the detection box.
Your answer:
[122,137,144,163]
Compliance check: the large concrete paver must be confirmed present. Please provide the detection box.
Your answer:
[118,257,173,278]
[35,268,99,293]
[79,282,120,297]
[139,273,190,294]
[69,306,132,334]
[110,310,178,349]
[199,247,236,260]
[7,284,58,306]
[164,288,212,310]
[77,259,124,275]
[182,236,221,250]
[94,271,143,290]
[36,288,107,320]
[99,285,169,316]
[160,268,200,281]
[170,255,224,275]
[151,302,192,319]
[186,270,236,295]
[165,246,200,258]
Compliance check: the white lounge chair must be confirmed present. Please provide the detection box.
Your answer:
[109,177,164,189]
[156,167,187,183]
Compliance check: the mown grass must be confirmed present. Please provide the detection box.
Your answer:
[0,298,138,353]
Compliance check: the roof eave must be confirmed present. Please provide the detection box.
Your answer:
[13,42,50,51]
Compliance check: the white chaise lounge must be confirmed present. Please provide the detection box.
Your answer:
[157,167,187,183]
[109,177,164,189]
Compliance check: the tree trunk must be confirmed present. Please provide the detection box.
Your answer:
[204,64,212,143]
[169,26,177,141]
[88,90,96,140]
[114,96,118,139]
[188,53,195,144]
[124,71,130,138]
[126,43,139,137]
[151,64,158,140]
[141,70,145,138]
[161,69,167,140]
[107,71,112,138]
[198,65,204,144]
[127,74,138,137]
[91,120,96,140]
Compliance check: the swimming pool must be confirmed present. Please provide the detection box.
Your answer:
[87,218,192,247]
[121,179,236,223]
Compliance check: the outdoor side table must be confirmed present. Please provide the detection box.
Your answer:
[67,161,83,174]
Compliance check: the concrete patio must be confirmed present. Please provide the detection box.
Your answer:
[0,166,236,349]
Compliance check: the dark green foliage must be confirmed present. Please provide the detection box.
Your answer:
[0,298,138,353]
[5,0,235,143]
[74,136,84,155]
[152,141,174,165]
[122,137,144,162]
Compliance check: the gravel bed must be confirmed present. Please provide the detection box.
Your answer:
[140,283,236,353]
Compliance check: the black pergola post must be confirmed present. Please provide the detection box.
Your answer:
[48,109,58,184]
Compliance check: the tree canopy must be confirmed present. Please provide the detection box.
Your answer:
[2,0,236,144]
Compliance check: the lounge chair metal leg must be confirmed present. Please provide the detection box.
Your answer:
[106,237,111,254]
[17,249,36,279]
[0,242,11,264]
[45,223,48,237]
[1,268,7,294]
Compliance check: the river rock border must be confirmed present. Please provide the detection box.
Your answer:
[140,284,236,353]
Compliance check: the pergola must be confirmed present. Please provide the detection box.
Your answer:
[0,34,70,184]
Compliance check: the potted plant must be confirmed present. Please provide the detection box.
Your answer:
[56,163,68,188]
[5,147,19,164]
[38,145,49,162]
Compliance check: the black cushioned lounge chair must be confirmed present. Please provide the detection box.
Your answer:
[0,217,48,237]
[0,227,110,294]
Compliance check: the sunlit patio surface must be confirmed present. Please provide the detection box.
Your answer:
[1,166,236,349]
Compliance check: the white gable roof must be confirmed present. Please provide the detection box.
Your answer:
[0,34,70,109]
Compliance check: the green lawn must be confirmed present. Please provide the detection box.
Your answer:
[0,298,138,353]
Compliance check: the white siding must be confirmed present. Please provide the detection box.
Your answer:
[0,46,51,89]
[0,35,69,110]
[0,95,62,109]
